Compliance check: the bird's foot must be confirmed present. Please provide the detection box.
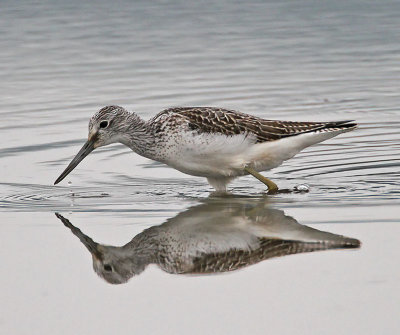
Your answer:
[267,185,310,195]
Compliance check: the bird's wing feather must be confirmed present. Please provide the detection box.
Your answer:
[155,107,356,143]
[190,238,358,273]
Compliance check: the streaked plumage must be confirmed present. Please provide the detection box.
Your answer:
[54,105,357,192]
[55,201,360,284]
[153,107,355,142]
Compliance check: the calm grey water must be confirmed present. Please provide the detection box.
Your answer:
[1,1,399,334]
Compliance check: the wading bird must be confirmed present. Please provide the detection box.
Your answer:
[54,106,356,192]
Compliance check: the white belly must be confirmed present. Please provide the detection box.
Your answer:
[160,133,249,177]
[158,132,279,177]
[156,128,345,178]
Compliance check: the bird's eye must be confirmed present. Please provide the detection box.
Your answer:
[99,120,109,129]
[103,264,112,272]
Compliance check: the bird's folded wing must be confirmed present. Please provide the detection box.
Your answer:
[163,107,355,143]
[190,237,359,273]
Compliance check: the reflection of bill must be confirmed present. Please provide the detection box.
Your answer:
[55,200,360,285]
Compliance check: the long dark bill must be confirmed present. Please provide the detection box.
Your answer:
[54,140,95,185]
[55,213,103,260]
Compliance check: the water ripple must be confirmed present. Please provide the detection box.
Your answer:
[0,1,399,213]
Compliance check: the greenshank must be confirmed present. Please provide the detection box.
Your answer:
[54,106,357,192]
[55,202,360,284]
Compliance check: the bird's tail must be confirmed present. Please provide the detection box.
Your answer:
[290,120,357,150]
[318,120,357,133]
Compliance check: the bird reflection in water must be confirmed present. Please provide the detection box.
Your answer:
[55,200,360,284]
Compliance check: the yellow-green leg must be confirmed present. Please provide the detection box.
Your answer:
[244,166,279,193]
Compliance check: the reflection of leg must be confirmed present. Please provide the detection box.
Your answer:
[244,166,278,193]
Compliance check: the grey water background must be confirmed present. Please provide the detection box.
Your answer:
[1,0,399,334]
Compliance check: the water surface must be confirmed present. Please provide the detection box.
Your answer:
[0,1,399,334]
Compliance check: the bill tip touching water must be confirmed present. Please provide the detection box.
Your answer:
[54,105,357,192]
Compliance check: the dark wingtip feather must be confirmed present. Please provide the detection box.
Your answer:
[327,120,358,129]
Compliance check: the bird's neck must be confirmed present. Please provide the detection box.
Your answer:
[120,230,160,269]
[118,113,155,158]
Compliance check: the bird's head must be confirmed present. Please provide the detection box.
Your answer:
[55,213,147,285]
[54,105,130,185]
[88,105,131,148]
[91,245,147,285]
